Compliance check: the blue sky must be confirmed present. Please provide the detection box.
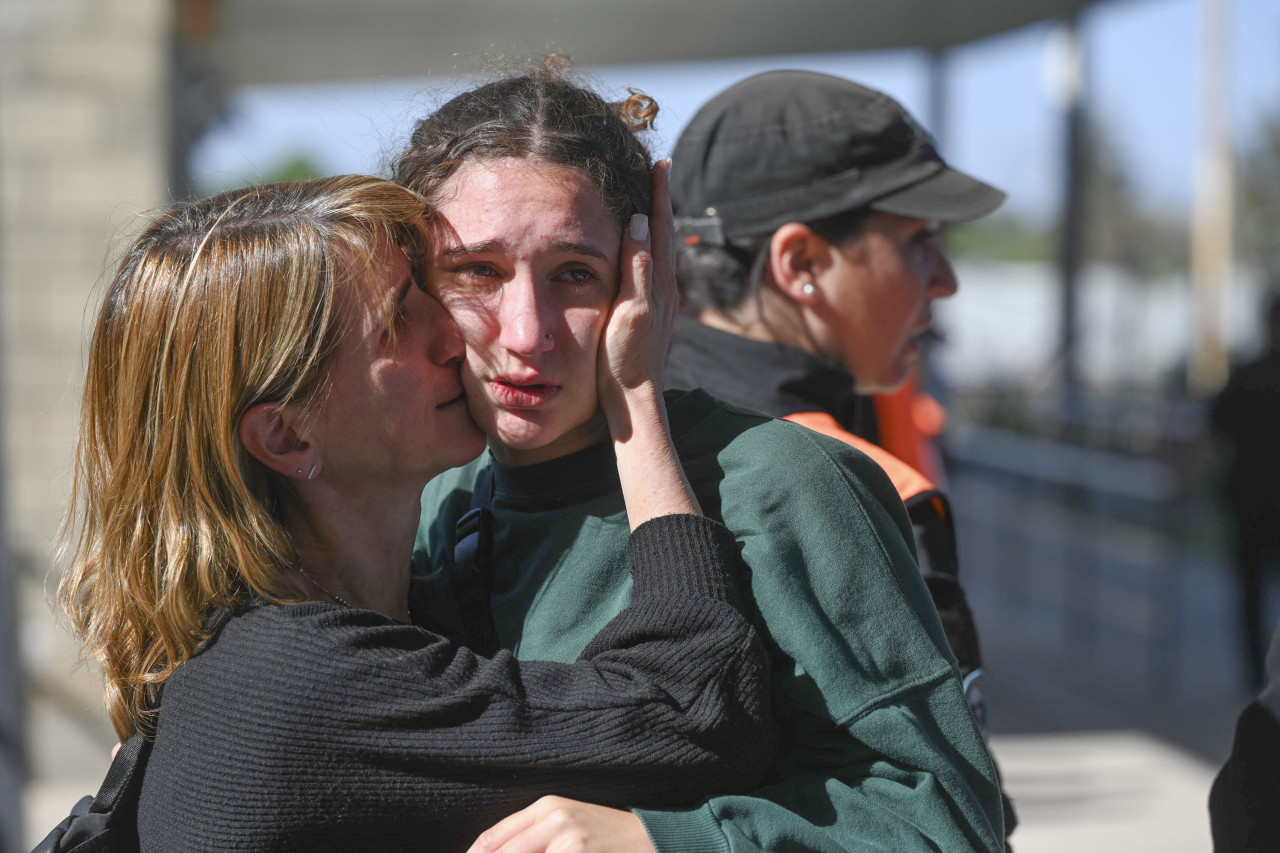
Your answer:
[191,0,1280,224]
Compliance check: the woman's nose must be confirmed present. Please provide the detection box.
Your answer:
[496,276,555,356]
[929,251,959,299]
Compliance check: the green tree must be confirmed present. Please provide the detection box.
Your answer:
[195,154,327,197]
[262,155,326,185]
[946,118,1185,274]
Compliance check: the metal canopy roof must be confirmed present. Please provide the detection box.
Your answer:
[209,0,1100,88]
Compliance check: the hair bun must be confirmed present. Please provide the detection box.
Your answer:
[615,90,658,133]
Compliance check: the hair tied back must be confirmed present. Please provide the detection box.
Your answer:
[615,89,658,133]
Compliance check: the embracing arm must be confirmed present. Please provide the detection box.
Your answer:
[150,514,774,849]
[351,512,771,781]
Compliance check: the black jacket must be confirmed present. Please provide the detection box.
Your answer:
[1211,625,1280,851]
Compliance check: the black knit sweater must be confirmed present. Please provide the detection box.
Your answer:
[136,515,774,852]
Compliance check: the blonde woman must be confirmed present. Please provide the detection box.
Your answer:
[56,174,773,852]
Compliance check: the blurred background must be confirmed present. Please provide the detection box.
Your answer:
[3,0,1280,849]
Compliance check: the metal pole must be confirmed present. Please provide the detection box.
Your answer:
[1189,0,1234,394]
[1046,16,1094,648]
[1054,16,1087,404]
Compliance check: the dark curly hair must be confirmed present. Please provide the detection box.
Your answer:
[391,56,658,224]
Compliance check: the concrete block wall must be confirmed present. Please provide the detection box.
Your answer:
[1,2,173,844]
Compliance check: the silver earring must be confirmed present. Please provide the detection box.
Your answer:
[296,468,304,475]
[801,282,816,296]
[307,461,322,480]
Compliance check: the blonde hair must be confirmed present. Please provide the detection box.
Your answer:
[58,175,433,740]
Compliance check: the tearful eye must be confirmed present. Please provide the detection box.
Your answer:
[458,263,501,280]
[558,267,599,285]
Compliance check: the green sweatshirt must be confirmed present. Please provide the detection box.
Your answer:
[416,390,1004,852]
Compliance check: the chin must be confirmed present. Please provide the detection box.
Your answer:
[487,406,607,466]
[489,409,562,451]
[857,368,911,396]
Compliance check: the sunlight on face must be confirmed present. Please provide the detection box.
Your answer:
[309,245,484,486]
[818,214,957,394]
[430,158,623,466]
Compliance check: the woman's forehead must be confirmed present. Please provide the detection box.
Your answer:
[434,157,623,253]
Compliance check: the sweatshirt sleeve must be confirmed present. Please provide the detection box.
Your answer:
[633,422,1004,853]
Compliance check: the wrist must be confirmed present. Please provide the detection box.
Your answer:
[609,386,699,525]
[603,379,664,440]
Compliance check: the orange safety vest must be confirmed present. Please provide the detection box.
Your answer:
[783,410,951,531]
[872,373,948,489]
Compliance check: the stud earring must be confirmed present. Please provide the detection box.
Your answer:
[801,282,816,296]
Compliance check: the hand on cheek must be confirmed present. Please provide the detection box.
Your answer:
[596,160,677,425]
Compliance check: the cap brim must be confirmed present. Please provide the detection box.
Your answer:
[869,167,1006,222]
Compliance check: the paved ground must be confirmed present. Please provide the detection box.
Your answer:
[953,461,1254,850]
[22,693,114,849]
[990,731,1216,852]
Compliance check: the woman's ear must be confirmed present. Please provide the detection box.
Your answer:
[238,402,317,481]
[768,223,828,306]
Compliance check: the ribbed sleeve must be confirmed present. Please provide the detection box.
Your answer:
[137,514,775,853]
[635,803,729,853]
[627,514,734,603]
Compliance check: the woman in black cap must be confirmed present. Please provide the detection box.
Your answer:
[666,68,1016,837]
[669,70,1003,399]
[401,62,1006,853]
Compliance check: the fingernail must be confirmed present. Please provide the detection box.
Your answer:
[629,213,649,241]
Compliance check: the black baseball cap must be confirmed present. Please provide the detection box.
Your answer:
[671,70,1006,245]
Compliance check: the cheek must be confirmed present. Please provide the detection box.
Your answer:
[437,290,501,353]
[867,254,923,328]
[901,243,932,280]
[563,304,609,360]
